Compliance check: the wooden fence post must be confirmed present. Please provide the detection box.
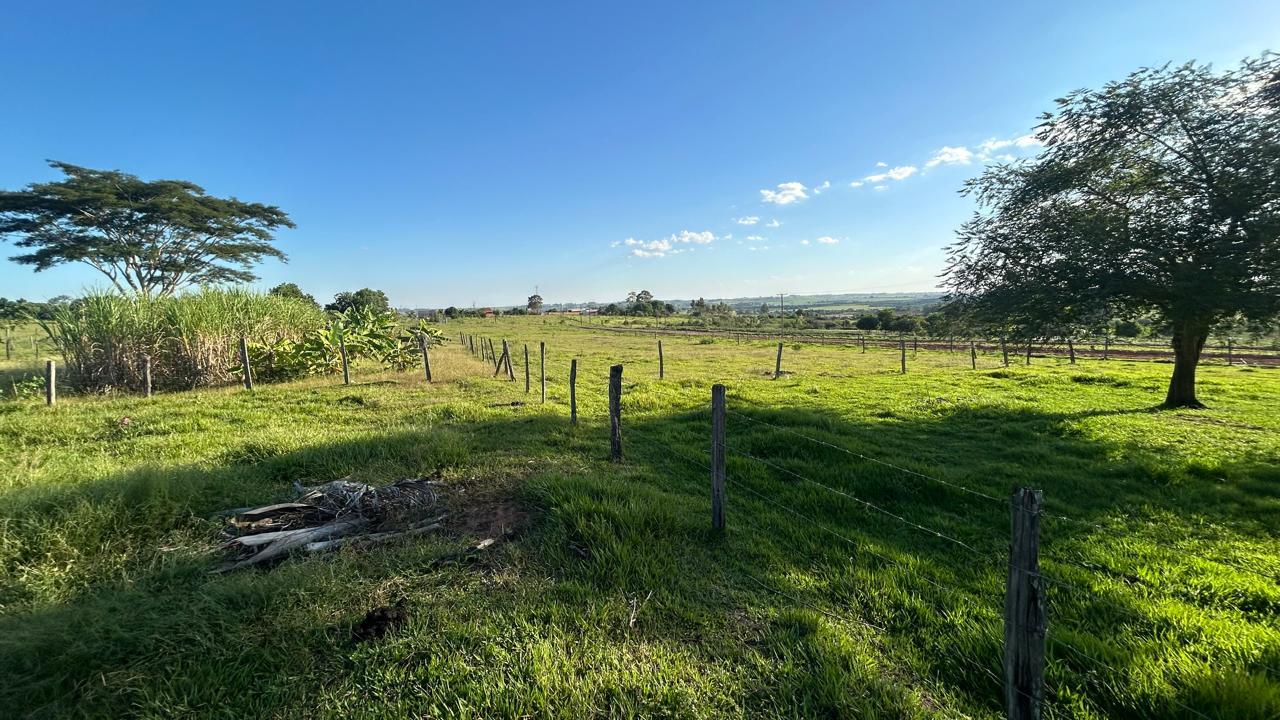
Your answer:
[142,355,152,397]
[420,335,432,382]
[658,340,664,380]
[710,384,726,531]
[239,337,253,391]
[45,360,56,406]
[970,340,977,370]
[913,336,919,353]
[1025,342,1032,366]
[540,341,546,404]
[570,358,578,424]
[524,344,531,393]
[1102,336,1109,361]
[774,342,783,379]
[339,330,351,385]
[899,337,907,374]
[1004,487,1046,720]
[860,335,866,353]
[503,340,515,379]
[1001,337,1009,367]
[609,364,622,461]
[1227,339,1234,366]
[1067,338,1076,364]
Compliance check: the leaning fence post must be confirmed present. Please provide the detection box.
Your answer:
[1068,338,1076,364]
[45,359,56,406]
[420,335,432,382]
[142,355,153,397]
[710,384,726,531]
[970,340,977,370]
[609,364,623,461]
[1004,487,1046,720]
[1025,342,1032,365]
[239,337,253,391]
[658,340,664,380]
[338,329,351,385]
[899,337,907,374]
[570,358,578,424]
[774,342,783,379]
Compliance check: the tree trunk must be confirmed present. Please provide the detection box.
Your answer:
[1164,319,1208,408]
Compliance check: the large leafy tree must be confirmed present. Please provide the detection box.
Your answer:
[526,294,543,313]
[268,282,319,308]
[943,55,1280,407]
[325,288,390,314]
[0,161,294,297]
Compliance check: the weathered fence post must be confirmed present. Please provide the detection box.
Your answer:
[899,337,907,374]
[142,355,153,397]
[524,344,531,393]
[1025,342,1032,365]
[1004,487,1046,720]
[339,330,351,385]
[1227,339,1234,366]
[569,358,578,425]
[913,336,919,353]
[774,342,783,379]
[710,383,726,531]
[1001,336,1009,367]
[540,341,546,404]
[1102,336,1109,361]
[45,359,56,406]
[658,340,664,380]
[239,337,253,391]
[970,340,977,370]
[609,364,622,461]
[1067,338,1076,364]
[860,335,866,353]
[420,335,432,382]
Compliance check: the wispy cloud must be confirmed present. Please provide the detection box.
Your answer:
[815,236,840,244]
[811,180,832,195]
[760,181,809,205]
[861,165,917,183]
[615,230,716,258]
[765,219,781,228]
[746,235,765,242]
[735,216,759,225]
[924,145,974,167]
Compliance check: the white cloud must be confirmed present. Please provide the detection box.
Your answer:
[765,219,781,228]
[746,235,765,242]
[800,239,810,245]
[849,180,864,188]
[815,236,840,244]
[873,185,886,191]
[618,230,716,258]
[760,181,809,205]
[812,180,832,195]
[925,145,974,168]
[875,161,888,168]
[864,165,916,183]
[735,216,759,225]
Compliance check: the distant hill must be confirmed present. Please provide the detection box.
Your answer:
[543,291,944,314]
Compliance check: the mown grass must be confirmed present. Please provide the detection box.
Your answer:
[1,316,1277,718]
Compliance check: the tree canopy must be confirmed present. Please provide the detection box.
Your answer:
[943,54,1280,407]
[527,294,543,313]
[268,283,319,308]
[325,288,390,314]
[0,161,294,297]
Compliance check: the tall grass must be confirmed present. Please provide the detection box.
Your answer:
[40,288,325,392]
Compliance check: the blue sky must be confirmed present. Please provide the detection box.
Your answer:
[1,2,1277,308]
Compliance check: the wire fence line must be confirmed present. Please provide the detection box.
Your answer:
[582,372,1278,719]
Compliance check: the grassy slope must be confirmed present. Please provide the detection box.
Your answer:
[1,317,1278,719]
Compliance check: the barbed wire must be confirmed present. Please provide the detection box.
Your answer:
[726,407,1280,585]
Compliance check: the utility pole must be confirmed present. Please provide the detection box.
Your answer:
[778,293,787,315]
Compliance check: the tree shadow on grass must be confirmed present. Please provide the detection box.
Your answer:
[0,401,1277,719]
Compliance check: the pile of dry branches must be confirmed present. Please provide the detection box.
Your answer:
[214,477,445,572]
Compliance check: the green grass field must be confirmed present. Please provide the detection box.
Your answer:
[2,317,1278,718]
